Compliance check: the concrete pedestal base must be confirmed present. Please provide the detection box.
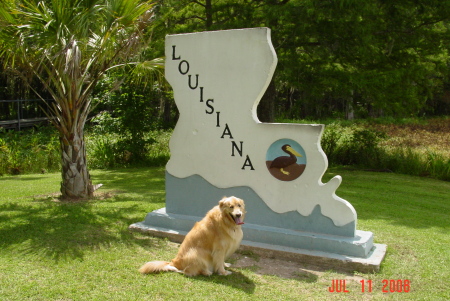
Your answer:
[130,208,386,273]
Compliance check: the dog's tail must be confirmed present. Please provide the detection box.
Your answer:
[139,261,181,274]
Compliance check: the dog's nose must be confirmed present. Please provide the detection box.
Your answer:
[235,213,241,218]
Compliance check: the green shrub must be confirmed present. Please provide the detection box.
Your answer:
[146,130,171,166]
[86,134,120,169]
[322,125,387,167]
[2,119,448,181]
[0,126,60,175]
[85,130,171,169]
[89,105,166,167]
[0,125,171,175]
[320,123,341,158]
[427,152,450,181]
[378,148,450,181]
[321,122,450,181]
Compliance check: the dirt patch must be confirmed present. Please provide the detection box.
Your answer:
[230,251,365,283]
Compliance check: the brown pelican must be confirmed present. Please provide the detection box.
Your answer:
[270,144,302,175]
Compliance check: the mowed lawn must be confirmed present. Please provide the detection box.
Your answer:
[0,167,449,300]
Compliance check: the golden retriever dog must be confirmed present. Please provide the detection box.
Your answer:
[139,196,246,276]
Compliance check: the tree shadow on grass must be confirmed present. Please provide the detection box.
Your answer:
[0,167,169,263]
[0,197,164,262]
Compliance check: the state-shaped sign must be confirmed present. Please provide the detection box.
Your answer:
[165,28,356,229]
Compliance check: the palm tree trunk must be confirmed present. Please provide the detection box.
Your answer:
[59,128,94,199]
[2,0,155,200]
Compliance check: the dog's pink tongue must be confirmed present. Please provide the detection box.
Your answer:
[236,217,244,225]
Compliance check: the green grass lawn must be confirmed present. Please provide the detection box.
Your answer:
[0,167,449,300]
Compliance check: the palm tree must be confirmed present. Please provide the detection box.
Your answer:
[0,0,158,199]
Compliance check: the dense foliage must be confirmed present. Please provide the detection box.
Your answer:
[2,120,448,181]
[0,126,60,175]
[2,0,450,124]
[149,0,450,120]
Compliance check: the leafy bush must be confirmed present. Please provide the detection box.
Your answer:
[321,121,450,181]
[0,126,60,175]
[2,118,448,181]
[0,125,171,175]
[85,129,171,169]
[85,133,120,169]
[89,79,175,168]
[322,125,386,166]
[377,148,450,181]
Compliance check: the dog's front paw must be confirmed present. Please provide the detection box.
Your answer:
[218,270,232,276]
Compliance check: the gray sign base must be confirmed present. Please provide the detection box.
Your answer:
[130,208,386,273]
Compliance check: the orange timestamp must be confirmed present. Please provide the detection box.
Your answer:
[328,279,411,293]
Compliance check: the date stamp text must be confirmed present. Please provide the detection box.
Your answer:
[328,279,411,293]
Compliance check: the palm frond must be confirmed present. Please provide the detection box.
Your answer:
[129,57,167,88]
[1,0,158,133]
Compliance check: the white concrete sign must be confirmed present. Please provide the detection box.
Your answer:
[165,28,356,227]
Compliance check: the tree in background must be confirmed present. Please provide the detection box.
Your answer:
[155,0,450,119]
[90,66,172,167]
[0,0,157,199]
[267,0,450,118]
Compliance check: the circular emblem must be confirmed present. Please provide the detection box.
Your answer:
[266,139,306,181]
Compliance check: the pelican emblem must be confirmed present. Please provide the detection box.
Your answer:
[266,140,306,181]
[270,144,302,175]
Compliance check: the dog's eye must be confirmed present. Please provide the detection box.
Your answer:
[230,206,234,209]
[238,204,241,207]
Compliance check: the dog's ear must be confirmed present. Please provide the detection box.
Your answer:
[219,197,228,208]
